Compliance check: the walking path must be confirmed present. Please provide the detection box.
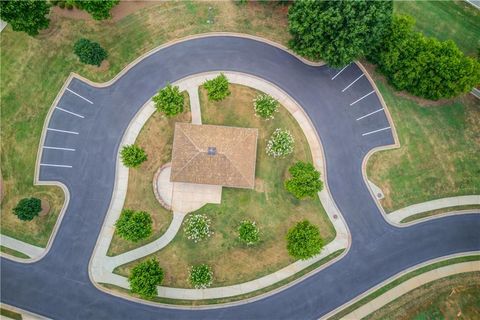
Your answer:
[387,195,480,224]
[337,255,480,319]
[90,71,349,300]
[0,235,43,259]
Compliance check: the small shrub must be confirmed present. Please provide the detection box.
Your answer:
[128,258,164,298]
[74,0,119,20]
[184,214,213,243]
[203,73,230,101]
[253,94,278,120]
[285,161,323,199]
[189,264,213,289]
[65,2,73,9]
[115,209,152,242]
[153,84,184,117]
[13,197,42,221]
[286,220,323,260]
[238,220,259,245]
[266,128,294,158]
[120,144,147,168]
[73,38,107,66]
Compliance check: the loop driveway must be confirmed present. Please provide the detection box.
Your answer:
[1,35,479,320]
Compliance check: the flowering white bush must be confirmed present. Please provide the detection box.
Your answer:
[184,214,213,243]
[266,128,295,158]
[189,264,213,289]
[253,94,278,120]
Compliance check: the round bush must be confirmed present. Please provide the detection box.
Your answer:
[115,209,152,242]
[253,94,278,120]
[238,220,259,245]
[184,214,212,243]
[128,258,164,298]
[153,84,184,117]
[285,161,323,199]
[266,128,294,158]
[120,144,147,168]
[189,264,213,289]
[73,38,107,66]
[203,73,230,101]
[286,220,323,260]
[13,197,42,221]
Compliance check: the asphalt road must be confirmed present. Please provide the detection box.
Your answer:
[1,36,479,320]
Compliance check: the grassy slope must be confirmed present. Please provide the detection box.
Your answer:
[394,0,480,57]
[0,1,290,246]
[364,272,480,320]
[107,93,190,256]
[115,84,335,288]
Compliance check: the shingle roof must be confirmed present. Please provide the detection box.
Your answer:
[170,123,258,189]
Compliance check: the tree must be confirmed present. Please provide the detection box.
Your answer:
[115,209,152,242]
[371,15,480,100]
[286,220,323,260]
[120,144,147,168]
[153,84,185,117]
[183,214,213,243]
[189,264,213,289]
[128,258,164,298]
[73,38,108,66]
[266,128,294,158]
[203,73,230,101]
[288,0,393,67]
[238,220,260,245]
[0,0,50,36]
[253,94,278,120]
[13,197,42,221]
[74,0,119,20]
[285,161,323,199]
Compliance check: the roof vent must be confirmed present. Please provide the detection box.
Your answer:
[207,147,217,156]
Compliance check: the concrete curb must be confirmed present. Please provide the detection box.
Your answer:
[88,71,350,306]
[322,251,480,320]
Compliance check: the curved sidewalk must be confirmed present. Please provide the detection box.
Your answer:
[90,71,349,300]
[338,254,480,319]
[387,195,480,224]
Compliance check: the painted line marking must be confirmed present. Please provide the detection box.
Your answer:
[350,90,375,106]
[43,146,76,152]
[56,107,84,118]
[66,88,93,104]
[40,163,72,168]
[362,126,391,136]
[47,128,79,135]
[356,108,384,121]
[331,64,350,80]
[342,74,365,92]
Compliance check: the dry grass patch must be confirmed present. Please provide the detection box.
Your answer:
[107,93,190,256]
[115,84,335,287]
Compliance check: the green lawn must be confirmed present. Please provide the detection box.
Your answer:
[394,0,480,57]
[364,272,480,320]
[115,84,335,288]
[0,246,30,259]
[0,1,290,247]
[367,71,480,212]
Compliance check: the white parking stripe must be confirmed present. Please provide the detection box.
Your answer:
[43,146,76,151]
[362,126,391,136]
[40,163,72,168]
[47,128,79,135]
[350,90,375,106]
[66,88,93,104]
[356,108,384,121]
[342,74,364,92]
[56,107,84,118]
[331,64,351,80]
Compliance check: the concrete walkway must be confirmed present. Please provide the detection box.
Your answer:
[0,235,43,259]
[387,195,480,224]
[188,87,202,124]
[339,258,480,319]
[90,71,349,300]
